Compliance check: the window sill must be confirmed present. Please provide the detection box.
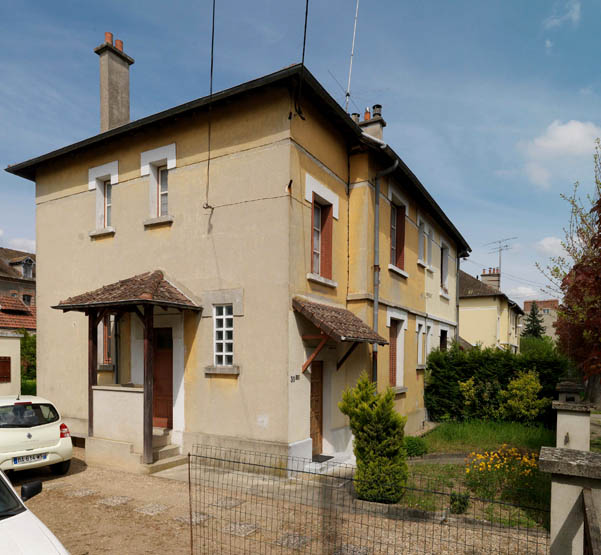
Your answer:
[426,266,434,274]
[143,215,174,228]
[417,260,428,269]
[89,227,115,239]
[439,290,450,301]
[205,365,240,377]
[388,264,409,279]
[392,386,408,395]
[98,364,114,372]
[416,364,426,371]
[306,273,337,288]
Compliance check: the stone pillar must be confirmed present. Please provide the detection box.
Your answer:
[553,401,590,451]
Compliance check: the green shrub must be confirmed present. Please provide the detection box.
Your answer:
[339,371,408,504]
[21,377,36,396]
[500,371,551,422]
[450,492,469,514]
[404,436,428,457]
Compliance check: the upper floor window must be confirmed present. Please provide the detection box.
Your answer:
[440,243,449,292]
[22,295,32,306]
[390,203,406,270]
[214,304,234,366]
[418,221,426,263]
[158,166,168,217]
[104,180,112,227]
[88,160,118,233]
[141,143,176,220]
[311,197,333,279]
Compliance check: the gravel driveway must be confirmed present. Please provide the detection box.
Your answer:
[9,447,191,554]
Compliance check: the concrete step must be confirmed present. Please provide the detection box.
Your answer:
[153,444,181,461]
[142,454,188,475]
[152,427,171,449]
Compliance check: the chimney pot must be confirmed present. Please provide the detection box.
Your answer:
[482,268,486,274]
[372,104,382,118]
[351,113,360,124]
[104,32,114,45]
[115,39,123,51]
[364,107,371,121]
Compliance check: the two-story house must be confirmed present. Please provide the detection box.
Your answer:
[6,34,469,472]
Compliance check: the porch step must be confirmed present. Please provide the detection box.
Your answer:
[152,427,171,449]
[153,444,181,461]
[141,454,188,475]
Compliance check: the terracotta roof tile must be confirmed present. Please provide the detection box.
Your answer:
[459,270,524,315]
[0,296,30,312]
[0,296,35,330]
[55,271,199,310]
[293,297,387,345]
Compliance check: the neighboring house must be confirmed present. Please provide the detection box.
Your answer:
[6,34,469,472]
[0,248,36,308]
[459,270,523,352]
[523,299,559,341]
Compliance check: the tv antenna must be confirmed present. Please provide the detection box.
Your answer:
[344,0,360,113]
[483,236,517,289]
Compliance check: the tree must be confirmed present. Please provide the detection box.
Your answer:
[339,371,408,503]
[521,302,546,338]
[18,329,36,378]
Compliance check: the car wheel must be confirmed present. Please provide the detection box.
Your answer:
[50,460,71,475]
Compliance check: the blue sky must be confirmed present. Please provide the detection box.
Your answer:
[1,0,600,304]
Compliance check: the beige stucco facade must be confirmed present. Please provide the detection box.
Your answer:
[0,332,21,397]
[14,66,469,469]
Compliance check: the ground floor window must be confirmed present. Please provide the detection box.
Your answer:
[389,318,405,388]
[214,304,234,366]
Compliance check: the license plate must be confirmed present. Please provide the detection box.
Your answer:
[13,453,47,465]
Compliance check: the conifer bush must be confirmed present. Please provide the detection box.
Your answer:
[339,371,408,504]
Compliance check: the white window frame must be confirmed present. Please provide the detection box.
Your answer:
[104,179,112,227]
[158,166,169,217]
[312,202,322,274]
[427,228,434,269]
[213,304,234,367]
[416,317,426,365]
[305,174,339,220]
[387,307,408,388]
[141,143,176,218]
[440,241,450,293]
[417,218,427,265]
[89,161,118,230]
[425,323,433,356]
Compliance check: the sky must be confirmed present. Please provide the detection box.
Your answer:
[1,0,600,305]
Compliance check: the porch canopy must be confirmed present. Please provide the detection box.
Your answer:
[292,297,387,372]
[53,271,200,464]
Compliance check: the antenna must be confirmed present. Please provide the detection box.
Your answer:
[345,0,360,113]
[484,236,517,289]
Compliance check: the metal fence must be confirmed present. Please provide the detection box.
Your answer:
[188,445,549,554]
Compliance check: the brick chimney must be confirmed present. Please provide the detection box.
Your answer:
[94,33,135,132]
[358,104,386,140]
[481,267,501,290]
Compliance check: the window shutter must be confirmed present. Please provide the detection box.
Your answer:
[389,322,397,387]
[320,204,333,279]
[0,357,10,383]
[397,205,406,269]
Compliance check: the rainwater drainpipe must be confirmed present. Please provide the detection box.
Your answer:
[366,130,398,383]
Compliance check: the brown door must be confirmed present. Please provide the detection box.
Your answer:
[310,361,323,456]
[153,328,173,428]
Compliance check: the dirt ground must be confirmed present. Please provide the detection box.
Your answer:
[10,447,191,554]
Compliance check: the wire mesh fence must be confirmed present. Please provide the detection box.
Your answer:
[188,445,549,554]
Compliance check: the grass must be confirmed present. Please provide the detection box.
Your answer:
[21,377,36,396]
[422,420,554,454]
[591,438,601,454]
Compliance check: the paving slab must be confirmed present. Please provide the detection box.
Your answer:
[135,503,168,516]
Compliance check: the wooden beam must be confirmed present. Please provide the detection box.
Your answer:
[301,334,326,341]
[132,306,145,326]
[88,309,98,438]
[143,305,154,465]
[336,342,359,371]
[302,335,328,373]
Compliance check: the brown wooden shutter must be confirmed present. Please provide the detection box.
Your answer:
[320,204,333,280]
[0,357,10,383]
[397,205,406,269]
[311,196,317,274]
[389,321,397,387]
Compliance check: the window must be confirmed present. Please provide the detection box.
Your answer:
[390,203,406,269]
[311,197,333,279]
[440,243,449,292]
[0,403,59,428]
[22,295,31,306]
[418,221,426,262]
[426,324,432,356]
[0,357,9,383]
[416,322,425,365]
[104,180,112,227]
[543,308,550,314]
[214,304,234,366]
[23,260,33,279]
[440,329,448,351]
[158,166,168,217]
[389,318,405,388]
[427,230,433,267]
[103,315,113,364]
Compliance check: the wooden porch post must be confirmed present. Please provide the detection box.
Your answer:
[143,305,154,465]
[88,309,98,438]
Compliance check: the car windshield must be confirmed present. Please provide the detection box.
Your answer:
[0,403,59,428]
[0,476,23,517]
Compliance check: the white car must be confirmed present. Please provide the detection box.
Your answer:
[0,396,72,474]
[0,470,69,553]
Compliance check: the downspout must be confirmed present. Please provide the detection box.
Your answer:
[455,256,461,343]
[372,157,399,382]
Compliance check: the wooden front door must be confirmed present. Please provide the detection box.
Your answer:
[153,328,173,428]
[310,361,323,456]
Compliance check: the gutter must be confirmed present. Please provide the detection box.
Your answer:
[372,153,399,383]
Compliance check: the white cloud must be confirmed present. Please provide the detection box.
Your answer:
[508,285,538,299]
[543,0,581,29]
[6,238,35,253]
[545,39,553,54]
[535,236,564,257]
[521,120,601,188]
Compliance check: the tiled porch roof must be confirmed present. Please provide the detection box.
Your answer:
[54,271,200,311]
[293,297,387,345]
